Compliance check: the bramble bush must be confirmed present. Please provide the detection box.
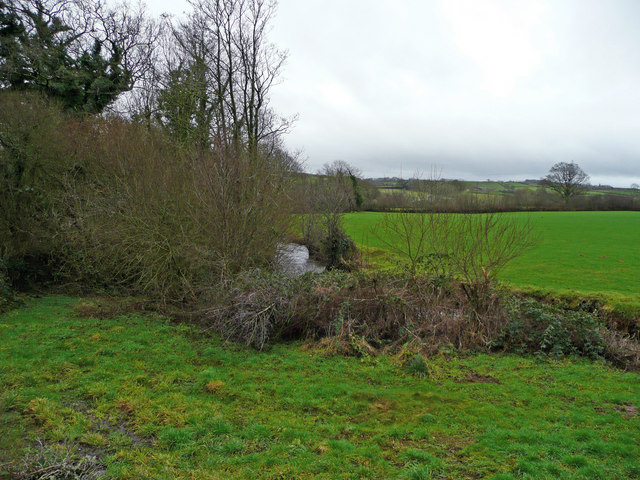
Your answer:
[208,269,507,353]
[209,270,640,369]
[493,298,605,359]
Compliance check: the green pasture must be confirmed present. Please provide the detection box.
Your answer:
[2,297,640,479]
[376,180,637,197]
[466,181,506,192]
[344,211,640,312]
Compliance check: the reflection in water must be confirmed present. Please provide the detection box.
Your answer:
[277,244,325,276]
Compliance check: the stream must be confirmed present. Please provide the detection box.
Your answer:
[277,243,325,276]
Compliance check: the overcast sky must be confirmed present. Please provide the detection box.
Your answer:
[146,0,640,186]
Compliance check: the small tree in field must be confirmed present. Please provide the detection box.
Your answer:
[542,162,590,203]
[373,210,536,311]
[299,163,360,269]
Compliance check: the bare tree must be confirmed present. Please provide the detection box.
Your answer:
[372,211,434,274]
[373,209,536,310]
[319,160,364,210]
[150,0,294,155]
[444,213,536,310]
[299,172,352,258]
[542,162,590,203]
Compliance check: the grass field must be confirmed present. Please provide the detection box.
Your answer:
[374,179,638,197]
[344,211,640,313]
[1,297,640,479]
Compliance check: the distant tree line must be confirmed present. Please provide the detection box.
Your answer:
[360,162,639,213]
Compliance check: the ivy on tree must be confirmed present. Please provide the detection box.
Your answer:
[0,0,132,112]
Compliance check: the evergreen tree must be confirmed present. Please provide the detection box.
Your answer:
[0,0,131,112]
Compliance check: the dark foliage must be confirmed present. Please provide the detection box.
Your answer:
[0,0,140,112]
[320,223,358,270]
[493,298,605,359]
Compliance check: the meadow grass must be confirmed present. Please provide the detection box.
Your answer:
[1,297,640,479]
[344,211,640,314]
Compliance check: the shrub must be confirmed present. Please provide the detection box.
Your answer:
[204,269,307,350]
[373,211,536,311]
[298,172,360,270]
[320,222,358,270]
[300,211,359,270]
[0,91,296,304]
[493,298,605,359]
[0,262,18,313]
[599,329,640,370]
[0,92,76,287]
[210,269,638,369]
[207,269,507,353]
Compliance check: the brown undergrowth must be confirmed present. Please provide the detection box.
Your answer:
[56,267,640,372]
[202,270,640,370]
[207,270,508,353]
